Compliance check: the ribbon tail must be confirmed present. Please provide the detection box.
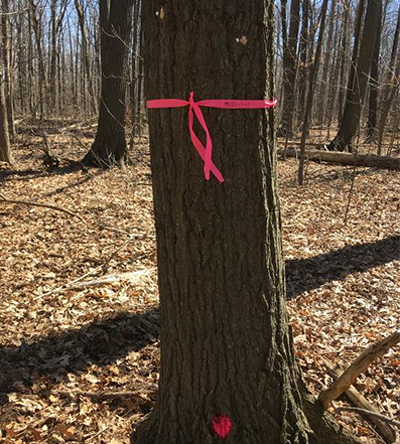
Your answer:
[192,103,213,180]
[188,106,224,183]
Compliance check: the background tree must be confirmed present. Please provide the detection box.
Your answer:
[328,0,382,151]
[133,1,363,443]
[0,70,13,164]
[366,0,383,141]
[279,0,300,136]
[1,0,14,138]
[82,0,133,166]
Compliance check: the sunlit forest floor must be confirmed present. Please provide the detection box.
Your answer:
[0,119,399,443]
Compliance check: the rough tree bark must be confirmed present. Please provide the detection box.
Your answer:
[82,0,132,166]
[328,0,382,152]
[132,1,363,443]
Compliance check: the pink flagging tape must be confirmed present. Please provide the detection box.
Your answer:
[147,91,277,183]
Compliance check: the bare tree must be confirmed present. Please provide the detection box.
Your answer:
[1,0,14,137]
[366,0,383,140]
[328,0,382,152]
[0,70,13,164]
[279,0,300,137]
[82,0,133,166]
[298,0,330,185]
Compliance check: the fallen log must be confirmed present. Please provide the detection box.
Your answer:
[279,148,400,170]
[322,359,397,443]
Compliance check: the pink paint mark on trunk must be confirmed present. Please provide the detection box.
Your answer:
[212,415,232,439]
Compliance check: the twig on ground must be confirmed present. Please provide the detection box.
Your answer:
[0,192,85,222]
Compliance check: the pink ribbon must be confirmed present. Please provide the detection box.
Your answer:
[147,92,278,183]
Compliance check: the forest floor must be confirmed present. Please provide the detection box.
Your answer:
[0,119,399,444]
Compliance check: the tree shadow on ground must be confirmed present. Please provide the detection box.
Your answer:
[286,235,400,299]
[1,236,398,405]
[0,309,159,405]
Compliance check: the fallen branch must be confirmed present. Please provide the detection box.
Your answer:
[322,358,397,443]
[335,407,400,429]
[33,239,132,300]
[319,331,400,409]
[66,269,154,290]
[0,192,84,221]
[280,148,400,170]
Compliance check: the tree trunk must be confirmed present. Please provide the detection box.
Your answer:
[50,0,57,111]
[377,4,400,155]
[337,0,350,124]
[298,0,330,185]
[1,0,15,138]
[82,0,133,166]
[279,0,300,137]
[318,0,337,127]
[74,0,97,115]
[328,0,381,152]
[297,0,310,125]
[132,2,363,443]
[365,0,383,141]
[29,0,47,121]
[0,71,13,164]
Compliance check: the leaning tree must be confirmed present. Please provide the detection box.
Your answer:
[82,0,132,166]
[132,1,363,443]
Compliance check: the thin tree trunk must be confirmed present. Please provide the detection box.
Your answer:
[377,60,400,155]
[74,0,97,115]
[337,0,350,123]
[326,18,341,138]
[50,0,57,110]
[279,0,300,137]
[29,0,47,120]
[298,0,330,185]
[377,5,400,154]
[297,0,310,125]
[318,0,336,126]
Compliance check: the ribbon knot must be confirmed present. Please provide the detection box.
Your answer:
[147,92,277,183]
